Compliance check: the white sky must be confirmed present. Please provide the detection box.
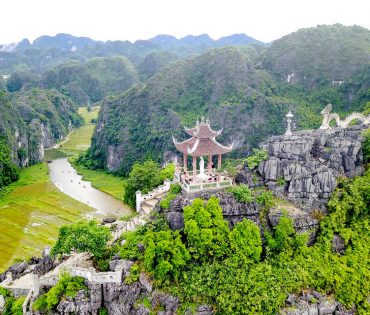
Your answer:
[1,0,369,44]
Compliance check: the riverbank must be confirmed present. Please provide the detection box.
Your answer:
[71,160,127,201]
[0,163,93,272]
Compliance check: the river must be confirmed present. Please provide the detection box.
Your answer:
[48,158,130,216]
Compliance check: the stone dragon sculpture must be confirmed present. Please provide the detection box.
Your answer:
[319,104,370,129]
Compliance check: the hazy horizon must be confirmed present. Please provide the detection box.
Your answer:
[1,0,370,45]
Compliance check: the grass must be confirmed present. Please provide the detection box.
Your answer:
[79,106,100,124]
[71,159,126,201]
[58,106,100,155]
[0,163,93,272]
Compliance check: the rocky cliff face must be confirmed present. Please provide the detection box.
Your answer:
[257,126,366,211]
[0,89,82,166]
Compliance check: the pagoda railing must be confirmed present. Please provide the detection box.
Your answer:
[180,177,233,193]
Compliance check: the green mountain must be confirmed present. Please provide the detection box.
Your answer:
[86,25,370,175]
[0,89,82,168]
[41,56,139,104]
[262,24,370,88]
[0,32,262,74]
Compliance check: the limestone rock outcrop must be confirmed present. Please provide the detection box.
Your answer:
[280,290,355,315]
[160,190,262,230]
[257,126,366,211]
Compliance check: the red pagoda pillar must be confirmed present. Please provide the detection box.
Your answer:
[217,154,222,169]
[183,154,187,173]
[208,155,212,174]
[192,156,197,180]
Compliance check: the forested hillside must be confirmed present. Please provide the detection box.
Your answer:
[85,25,370,175]
[262,24,370,88]
[0,89,82,170]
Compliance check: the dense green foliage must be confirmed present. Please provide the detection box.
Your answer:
[42,57,139,104]
[143,230,190,282]
[119,168,370,314]
[124,161,175,208]
[32,273,87,311]
[184,197,231,262]
[0,135,19,190]
[51,220,111,257]
[263,24,370,88]
[6,69,39,92]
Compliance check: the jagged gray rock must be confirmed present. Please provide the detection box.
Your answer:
[280,290,355,315]
[258,126,365,211]
[160,190,261,230]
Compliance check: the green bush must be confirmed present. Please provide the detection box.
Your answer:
[277,176,286,186]
[229,218,262,264]
[0,136,20,189]
[228,184,254,203]
[246,148,268,170]
[32,273,87,311]
[124,160,164,208]
[51,220,111,258]
[160,163,175,180]
[184,197,230,262]
[143,230,190,282]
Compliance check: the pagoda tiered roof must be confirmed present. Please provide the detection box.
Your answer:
[173,118,233,156]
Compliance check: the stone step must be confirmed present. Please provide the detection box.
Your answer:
[145,199,159,206]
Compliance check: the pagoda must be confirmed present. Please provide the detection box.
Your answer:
[172,117,234,192]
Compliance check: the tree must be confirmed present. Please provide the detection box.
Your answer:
[0,136,19,189]
[265,214,308,257]
[229,218,262,264]
[143,230,190,282]
[124,160,163,208]
[184,196,230,262]
[51,220,111,257]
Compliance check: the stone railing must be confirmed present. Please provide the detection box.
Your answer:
[135,180,171,212]
[31,266,123,297]
[181,178,233,193]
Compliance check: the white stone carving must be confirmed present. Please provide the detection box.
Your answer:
[285,111,294,137]
[319,104,370,130]
[197,156,208,180]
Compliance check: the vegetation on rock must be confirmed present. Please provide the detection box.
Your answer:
[118,168,370,314]
[124,161,174,208]
[32,273,87,311]
[51,220,111,258]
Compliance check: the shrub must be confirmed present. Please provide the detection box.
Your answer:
[255,190,274,208]
[143,230,190,282]
[245,148,268,170]
[228,184,253,203]
[229,219,262,264]
[276,176,286,186]
[160,163,175,180]
[32,273,87,311]
[51,220,111,258]
[184,197,230,261]
[124,160,163,208]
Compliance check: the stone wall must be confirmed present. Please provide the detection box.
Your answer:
[257,126,366,211]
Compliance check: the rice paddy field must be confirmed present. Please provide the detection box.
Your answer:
[0,163,93,272]
[0,105,130,272]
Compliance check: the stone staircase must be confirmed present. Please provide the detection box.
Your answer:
[110,185,170,243]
